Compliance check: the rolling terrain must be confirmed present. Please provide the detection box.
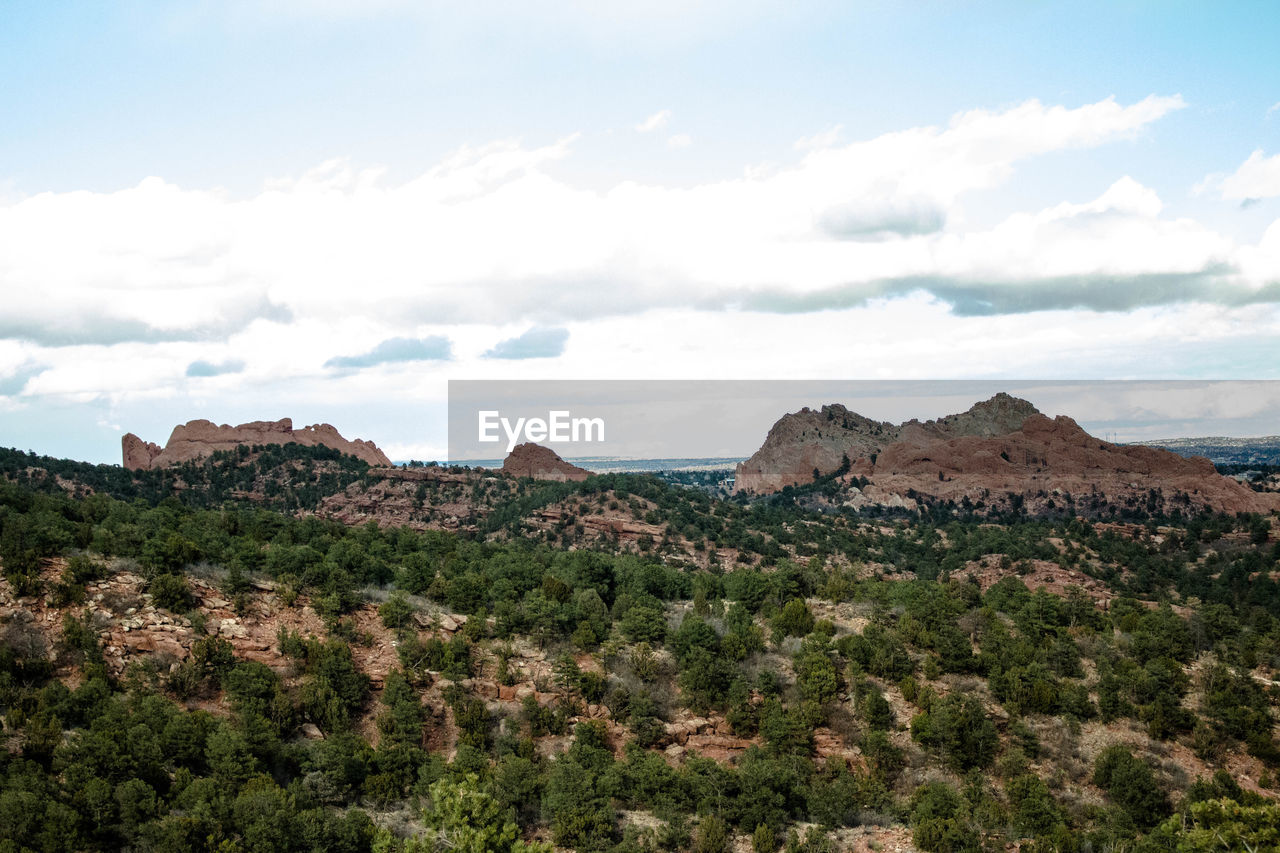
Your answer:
[2,404,1280,852]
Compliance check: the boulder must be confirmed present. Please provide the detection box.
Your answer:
[218,619,248,639]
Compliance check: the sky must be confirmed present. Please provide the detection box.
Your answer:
[2,1,1280,463]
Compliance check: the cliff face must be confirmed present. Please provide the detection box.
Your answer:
[735,395,1280,516]
[121,417,392,470]
[732,404,896,495]
[734,393,1038,494]
[122,433,163,470]
[500,442,590,482]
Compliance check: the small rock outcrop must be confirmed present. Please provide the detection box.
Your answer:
[122,433,163,470]
[501,443,590,482]
[122,418,392,470]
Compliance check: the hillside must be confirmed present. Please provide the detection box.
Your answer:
[2,433,1280,852]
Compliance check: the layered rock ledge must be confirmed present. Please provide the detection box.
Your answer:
[122,417,391,470]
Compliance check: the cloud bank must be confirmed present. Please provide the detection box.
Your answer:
[3,93,1279,415]
[0,95,1215,351]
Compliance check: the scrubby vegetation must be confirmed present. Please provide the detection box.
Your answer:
[1,447,1279,850]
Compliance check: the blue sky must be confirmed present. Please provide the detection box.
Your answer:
[2,1,1280,462]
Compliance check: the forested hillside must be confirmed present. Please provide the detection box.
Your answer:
[2,448,1280,852]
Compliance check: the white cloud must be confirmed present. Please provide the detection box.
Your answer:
[795,125,842,150]
[666,133,692,149]
[636,110,672,133]
[483,326,570,359]
[934,177,1229,282]
[5,92,1262,411]
[1216,149,1280,201]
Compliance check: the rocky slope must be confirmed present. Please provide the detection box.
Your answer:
[0,558,735,761]
[318,466,499,531]
[732,404,898,495]
[122,417,392,470]
[500,442,590,482]
[736,394,1280,516]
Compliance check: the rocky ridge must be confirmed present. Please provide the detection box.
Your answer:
[736,394,1280,516]
[318,466,497,531]
[734,393,1040,494]
[122,417,392,470]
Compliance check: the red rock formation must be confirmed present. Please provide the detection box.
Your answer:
[121,433,163,470]
[733,403,895,495]
[735,393,1038,494]
[318,467,495,532]
[501,442,590,482]
[534,506,664,541]
[871,412,1280,516]
[735,395,1280,516]
[121,417,391,470]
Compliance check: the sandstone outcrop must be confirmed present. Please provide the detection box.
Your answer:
[735,394,1280,516]
[733,404,897,495]
[121,417,392,470]
[122,433,163,470]
[501,442,590,482]
[735,392,1038,494]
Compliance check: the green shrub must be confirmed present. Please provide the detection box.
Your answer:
[910,782,980,852]
[910,694,998,771]
[148,572,194,612]
[379,592,415,630]
[752,823,777,853]
[692,815,730,853]
[1006,773,1063,837]
[772,599,815,639]
[1092,745,1170,828]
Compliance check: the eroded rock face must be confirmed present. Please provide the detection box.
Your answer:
[121,433,163,470]
[733,404,896,495]
[735,394,1280,516]
[318,467,497,532]
[501,442,590,482]
[735,393,1039,494]
[121,417,392,470]
[872,412,1280,515]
